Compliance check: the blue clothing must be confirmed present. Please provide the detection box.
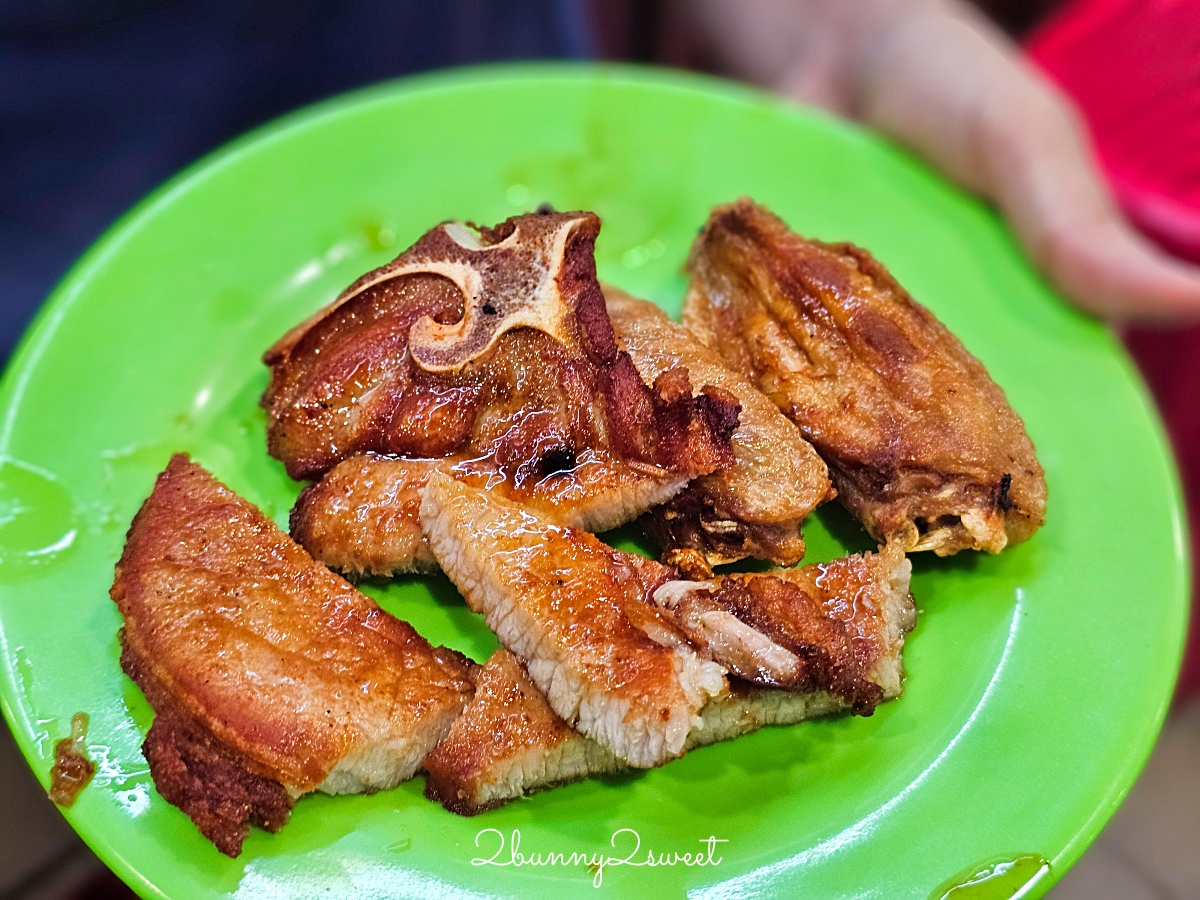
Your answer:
[0,0,593,362]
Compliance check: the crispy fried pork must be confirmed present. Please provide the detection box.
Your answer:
[419,471,727,768]
[424,544,914,816]
[690,681,846,746]
[650,545,914,713]
[605,286,832,565]
[290,445,688,578]
[290,455,445,574]
[423,650,623,814]
[421,652,843,816]
[264,210,739,576]
[684,199,1046,555]
[111,455,476,856]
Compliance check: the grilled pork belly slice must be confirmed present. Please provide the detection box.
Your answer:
[651,545,915,713]
[420,471,726,768]
[424,650,623,814]
[604,286,832,566]
[264,210,739,575]
[111,455,476,856]
[684,198,1046,556]
[291,449,686,579]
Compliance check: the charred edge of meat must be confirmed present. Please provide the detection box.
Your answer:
[524,208,741,476]
[537,446,578,477]
[262,209,741,487]
[423,760,475,816]
[708,579,883,714]
[555,215,618,367]
[423,751,601,817]
[289,481,323,547]
[423,775,484,817]
[602,361,741,475]
[120,633,292,857]
[996,473,1014,512]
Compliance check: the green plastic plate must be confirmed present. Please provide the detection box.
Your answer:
[0,65,1187,899]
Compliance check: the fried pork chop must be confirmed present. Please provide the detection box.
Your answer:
[111,455,476,856]
[425,544,914,816]
[423,649,624,814]
[605,286,832,565]
[420,469,915,768]
[264,210,739,577]
[420,471,727,768]
[650,546,914,714]
[684,199,1046,555]
[289,439,692,577]
[421,649,841,816]
[422,654,847,815]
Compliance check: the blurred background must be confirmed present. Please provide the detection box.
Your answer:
[2,1,1198,897]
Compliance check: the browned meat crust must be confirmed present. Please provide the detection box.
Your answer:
[707,576,879,711]
[262,209,737,481]
[111,455,476,855]
[707,551,908,713]
[421,659,851,817]
[420,472,727,768]
[604,286,832,565]
[122,636,293,857]
[652,545,914,713]
[684,199,1046,555]
[425,544,915,815]
[264,210,738,575]
[423,650,622,815]
[288,445,702,579]
[289,455,444,576]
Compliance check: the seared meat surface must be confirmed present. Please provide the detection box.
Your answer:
[290,455,445,575]
[264,210,738,575]
[651,545,914,713]
[111,455,475,856]
[684,199,1046,555]
[289,441,689,578]
[420,471,727,768]
[420,468,915,771]
[423,546,915,815]
[423,649,623,814]
[605,286,831,565]
[101,196,1049,837]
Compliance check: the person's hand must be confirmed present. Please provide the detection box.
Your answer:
[682,0,1200,323]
